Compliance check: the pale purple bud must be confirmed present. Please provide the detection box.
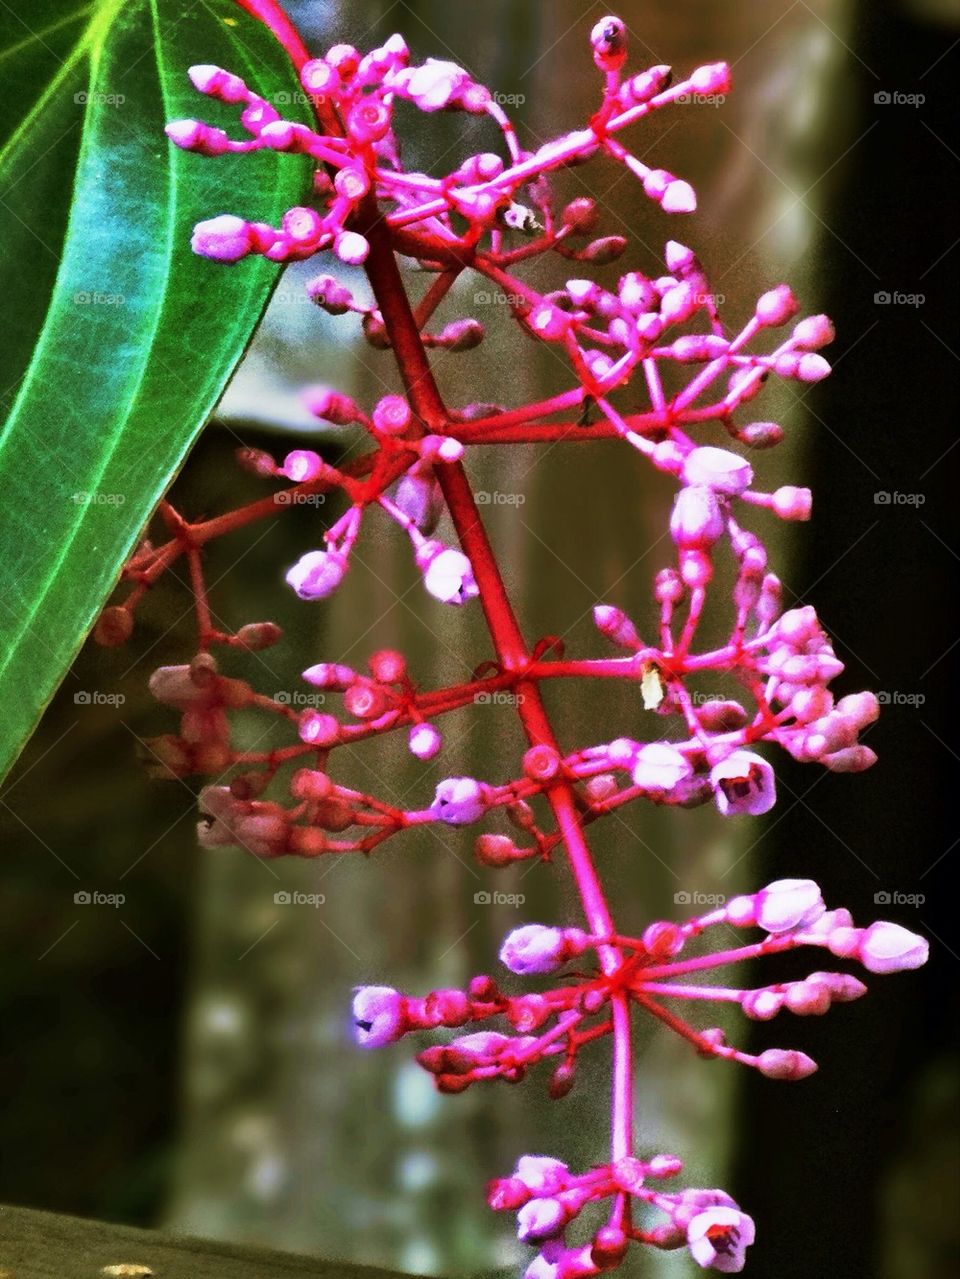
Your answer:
[581,235,627,264]
[302,662,356,690]
[408,722,442,761]
[303,386,360,424]
[300,58,339,95]
[517,1197,566,1243]
[529,303,571,342]
[285,549,348,601]
[280,450,323,483]
[858,921,928,974]
[306,273,357,314]
[742,989,783,1021]
[334,230,370,265]
[590,16,628,71]
[282,206,324,243]
[687,1206,755,1272]
[792,314,835,350]
[821,744,878,773]
[622,65,672,106]
[298,710,340,746]
[188,64,248,102]
[755,284,798,327]
[710,752,776,817]
[661,179,697,214]
[660,282,699,325]
[667,334,730,362]
[395,470,443,535]
[373,394,412,435]
[771,486,812,520]
[670,486,724,549]
[593,604,640,649]
[796,352,832,383]
[689,61,732,95]
[500,925,587,976]
[755,878,825,933]
[738,421,784,449]
[190,214,252,263]
[515,1156,569,1195]
[835,692,881,729]
[400,58,472,111]
[352,985,405,1048]
[432,776,488,825]
[631,743,693,794]
[756,1048,818,1081]
[682,446,753,496]
[417,544,478,606]
[784,980,832,1016]
[618,271,657,311]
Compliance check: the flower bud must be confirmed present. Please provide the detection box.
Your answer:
[352,986,405,1048]
[408,722,442,760]
[756,1048,818,1080]
[285,549,348,601]
[858,921,928,974]
[771,485,812,520]
[432,776,488,825]
[755,284,798,327]
[710,751,776,816]
[670,486,725,549]
[682,446,753,496]
[593,604,640,648]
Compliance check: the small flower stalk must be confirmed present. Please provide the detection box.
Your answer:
[99,8,928,1273]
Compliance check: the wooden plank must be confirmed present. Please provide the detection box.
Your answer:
[0,1204,413,1279]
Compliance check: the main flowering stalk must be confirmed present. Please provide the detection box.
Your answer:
[97,8,929,1275]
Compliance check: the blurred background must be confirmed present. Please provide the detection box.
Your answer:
[1,1,957,1276]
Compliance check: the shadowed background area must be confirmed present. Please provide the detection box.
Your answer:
[0,2,957,1277]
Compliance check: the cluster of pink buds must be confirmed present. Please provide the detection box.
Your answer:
[98,9,931,1274]
[352,880,925,1273]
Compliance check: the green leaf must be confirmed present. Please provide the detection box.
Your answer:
[0,0,312,781]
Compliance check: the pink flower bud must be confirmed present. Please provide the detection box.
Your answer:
[334,230,370,265]
[303,385,361,424]
[348,98,391,143]
[190,214,253,263]
[631,743,692,794]
[236,622,282,650]
[188,64,248,102]
[682,446,753,496]
[300,58,338,95]
[756,1048,818,1080]
[282,206,324,243]
[373,394,412,435]
[417,544,478,606]
[755,878,824,933]
[710,751,776,816]
[686,1206,755,1272]
[432,776,488,825]
[305,274,356,314]
[737,421,784,449]
[334,166,370,202]
[619,271,657,311]
[659,282,698,325]
[593,604,640,648]
[298,710,340,746]
[562,197,598,233]
[670,486,725,549]
[755,284,798,327]
[476,833,523,866]
[590,16,628,71]
[581,235,628,264]
[821,744,878,772]
[796,352,831,383]
[858,921,928,974]
[302,662,356,690]
[517,1197,566,1243]
[771,485,812,520]
[326,43,361,78]
[400,58,472,111]
[529,303,571,342]
[285,549,348,601]
[689,61,732,95]
[280,449,323,482]
[353,985,405,1047]
[742,989,783,1021]
[408,722,442,760]
[622,64,672,105]
[792,314,835,350]
[435,318,485,350]
[500,925,586,976]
